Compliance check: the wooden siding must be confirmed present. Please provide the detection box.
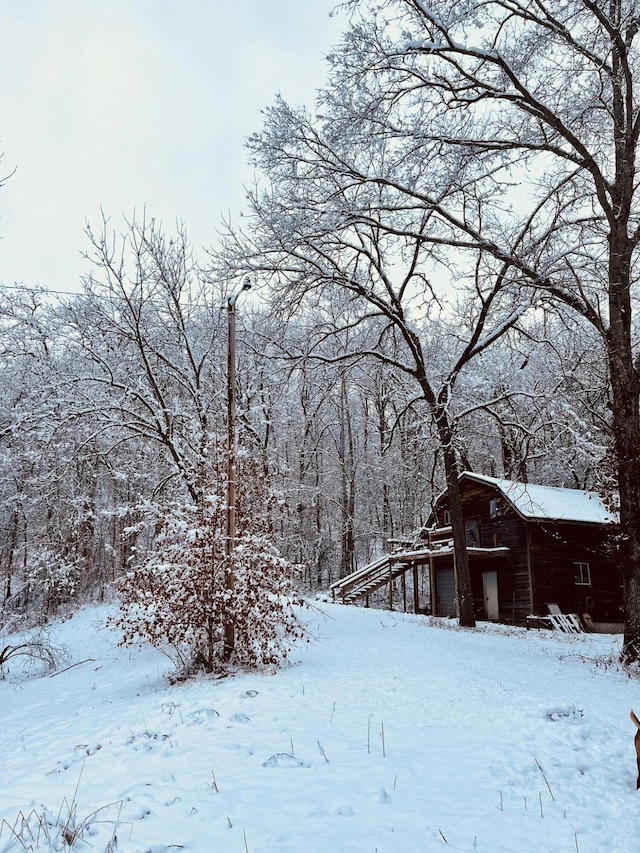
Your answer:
[461,481,532,624]
[528,523,622,622]
[435,480,532,623]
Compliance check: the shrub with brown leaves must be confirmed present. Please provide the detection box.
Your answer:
[114,457,306,674]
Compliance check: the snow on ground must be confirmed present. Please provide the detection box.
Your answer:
[1,603,639,853]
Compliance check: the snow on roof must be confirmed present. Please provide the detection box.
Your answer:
[462,472,618,525]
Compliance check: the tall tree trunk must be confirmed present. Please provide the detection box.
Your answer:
[3,509,19,602]
[339,377,356,578]
[607,239,640,662]
[499,423,527,482]
[437,412,476,628]
[382,483,392,548]
[604,1,640,663]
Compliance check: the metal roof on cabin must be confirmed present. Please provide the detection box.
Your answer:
[460,472,617,525]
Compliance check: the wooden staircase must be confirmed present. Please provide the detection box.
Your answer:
[329,554,409,604]
[329,542,440,613]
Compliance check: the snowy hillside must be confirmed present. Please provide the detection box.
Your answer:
[1,604,639,853]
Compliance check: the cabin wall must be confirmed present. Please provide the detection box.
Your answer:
[462,484,531,624]
[528,524,622,622]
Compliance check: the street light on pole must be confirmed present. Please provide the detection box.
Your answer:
[223,276,251,660]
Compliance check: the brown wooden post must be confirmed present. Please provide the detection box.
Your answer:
[429,556,436,615]
[401,569,407,612]
[223,278,251,660]
[413,563,419,613]
[388,565,393,610]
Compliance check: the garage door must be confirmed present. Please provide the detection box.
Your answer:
[436,567,456,616]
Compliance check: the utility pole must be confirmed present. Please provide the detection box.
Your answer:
[223,277,251,660]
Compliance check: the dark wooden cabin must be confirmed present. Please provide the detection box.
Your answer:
[428,472,621,628]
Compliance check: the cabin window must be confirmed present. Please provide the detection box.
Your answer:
[443,510,451,526]
[489,498,498,518]
[573,561,592,586]
[465,519,481,547]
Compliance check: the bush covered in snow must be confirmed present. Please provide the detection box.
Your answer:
[113,455,306,674]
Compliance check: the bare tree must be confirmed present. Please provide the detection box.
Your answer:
[62,213,225,506]
[219,97,532,625]
[0,288,97,621]
[459,312,611,487]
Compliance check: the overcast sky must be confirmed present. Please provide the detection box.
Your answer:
[0,0,343,293]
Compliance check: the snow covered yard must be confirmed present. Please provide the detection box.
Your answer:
[1,603,639,853]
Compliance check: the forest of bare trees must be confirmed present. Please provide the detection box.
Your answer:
[0,216,610,625]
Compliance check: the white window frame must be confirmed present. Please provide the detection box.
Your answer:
[573,561,592,586]
[443,510,452,526]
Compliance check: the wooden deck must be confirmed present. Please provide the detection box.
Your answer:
[330,540,510,612]
[329,549,433,607]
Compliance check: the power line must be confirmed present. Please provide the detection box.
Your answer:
[0,282,82,296]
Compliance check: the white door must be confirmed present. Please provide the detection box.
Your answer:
[483,570,499,620]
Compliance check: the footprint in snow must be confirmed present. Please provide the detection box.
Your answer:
[262,752,310,768]
[131,806,152,820]
[230,713,251,724]
[188,707,220,724]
